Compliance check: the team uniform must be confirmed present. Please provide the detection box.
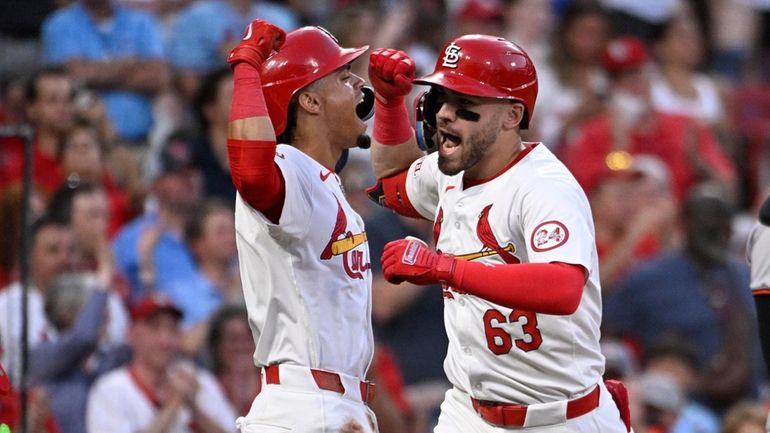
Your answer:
[746,208,770,433]
[86,366,235,433]
[747,222,770,296]
[233,145,375,432]
[397,145,624,432]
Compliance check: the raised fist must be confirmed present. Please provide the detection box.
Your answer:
[228,19,286,71]
[381,237,456,285]
[368,48,415,104]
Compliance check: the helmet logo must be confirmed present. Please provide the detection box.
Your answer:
[442,42,462,69]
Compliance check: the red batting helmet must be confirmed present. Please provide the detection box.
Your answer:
[261,26,369,136]
[414,34,538,128]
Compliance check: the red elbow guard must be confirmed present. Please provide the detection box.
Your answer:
[366,170,423,219]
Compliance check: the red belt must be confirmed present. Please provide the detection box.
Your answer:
[264,364,375,403]
[471,384,600,428]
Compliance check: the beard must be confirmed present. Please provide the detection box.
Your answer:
[438,112,501,176]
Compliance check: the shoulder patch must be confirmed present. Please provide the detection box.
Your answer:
[531,221,569,252]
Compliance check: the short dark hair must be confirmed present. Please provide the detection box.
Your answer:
[25,66,70,102]
[48,181,101,224]
[184,198,234,244]
[193,68,232,131]
[30,213,69,246]
[277,94,300,145]
[206,304,250,374]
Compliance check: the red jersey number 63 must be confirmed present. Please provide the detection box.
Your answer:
[483,309,543,354]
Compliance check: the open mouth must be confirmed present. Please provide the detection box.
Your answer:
[439,129,462,155]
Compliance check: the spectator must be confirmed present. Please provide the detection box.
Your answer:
[190,68,236,201]
[0,216,74,385]
[204,304,257,416]
[185,199,240,304]
[60,119,136,236]
[167,0,298,100]
[721,400,768,433]
[86,293,235,433]
[48,181,132,332]
[563,36,736,202]
[534,0,610,153]
[29,271,131,433]
[587,155,678,291]
[650,7,729,129]
[639,336,721,433]
[0,67,73,197]
[112,134,221,350]
[501,0,555,68]
[604,187,762,413]
[599,0,679,40]
[41,0,169,144]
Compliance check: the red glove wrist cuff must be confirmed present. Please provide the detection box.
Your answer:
[435,253,459,284]
[373,97,414,145]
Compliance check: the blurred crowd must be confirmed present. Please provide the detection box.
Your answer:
[1,0,770,432]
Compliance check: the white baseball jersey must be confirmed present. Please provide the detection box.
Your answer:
[404,143,605,403]
[86,366,236,433]
[234,145,373,379]
[747,223,770,295]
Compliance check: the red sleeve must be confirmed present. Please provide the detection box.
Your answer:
[227,138,285,223]
[448,261,586,315]
[227,63,285,223]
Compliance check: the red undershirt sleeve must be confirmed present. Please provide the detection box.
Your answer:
[447,261,587,315]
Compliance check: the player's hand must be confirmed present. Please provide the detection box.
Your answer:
[227,19,286,71]
[368,48,415,104]
[381,237,456,285]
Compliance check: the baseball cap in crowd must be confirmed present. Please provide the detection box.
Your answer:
[602,36,649,74]
[130,293,184,322]
[159,133,195,174]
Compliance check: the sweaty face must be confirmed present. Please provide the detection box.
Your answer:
[435,90,505,176]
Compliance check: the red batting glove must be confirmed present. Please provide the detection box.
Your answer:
[368,48,415,106]
[381,237,457,285]
[228,19,286,71]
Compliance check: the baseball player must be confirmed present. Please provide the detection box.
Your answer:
[225,20,377,432]
[747,195,770,376]
[366,36,630,431]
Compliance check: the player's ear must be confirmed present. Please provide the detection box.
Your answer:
[502,102,525,130]
[297,90,322,115]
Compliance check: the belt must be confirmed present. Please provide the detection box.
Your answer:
[264,364,375,403]
[471,384,600,428]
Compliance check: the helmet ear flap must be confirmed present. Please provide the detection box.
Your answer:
[415,89,439,153]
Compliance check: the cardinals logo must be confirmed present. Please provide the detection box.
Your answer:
[320,197,370,279]
[442,42,462,68]
[456,204,521,264]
